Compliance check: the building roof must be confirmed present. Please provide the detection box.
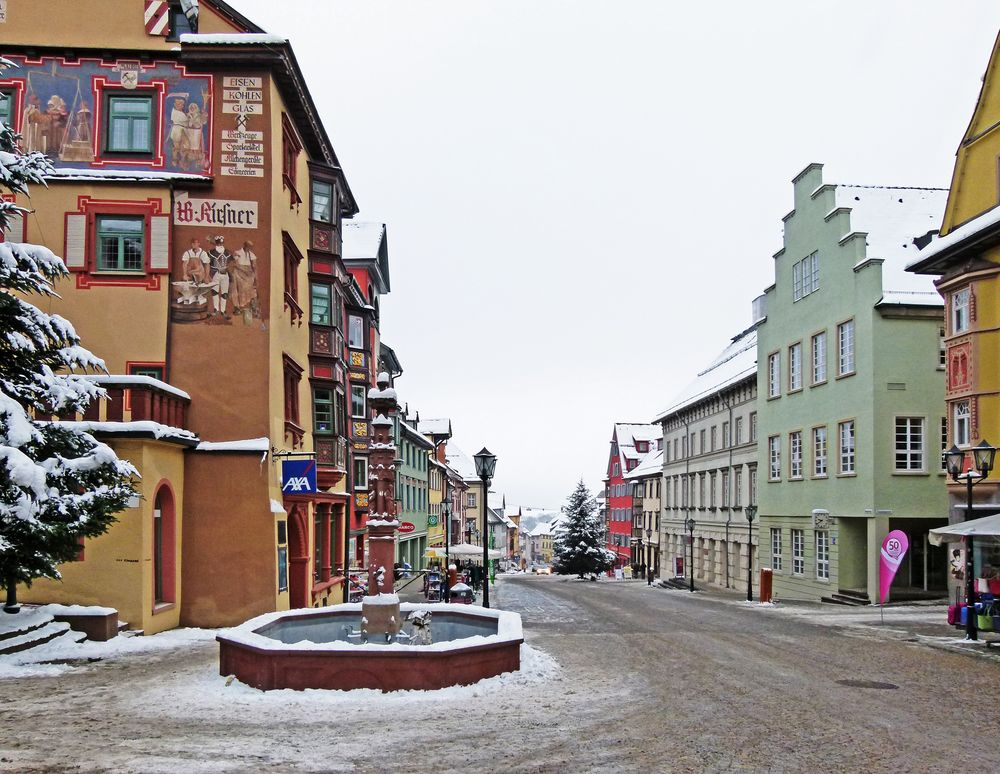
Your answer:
[830,185,947,305]
[343,222,391,294]
[653,326,757,422]
[444,442,478,481]
[624,449,664,480]
[906,202,1000,275]
[400,421,434,449]
[417,418,452,439]
[614,423,662,467]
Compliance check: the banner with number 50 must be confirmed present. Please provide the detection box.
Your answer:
[879,530,909,605]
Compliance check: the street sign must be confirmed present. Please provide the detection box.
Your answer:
[399,522,415,534]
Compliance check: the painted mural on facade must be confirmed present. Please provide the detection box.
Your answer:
[1,56,212,174]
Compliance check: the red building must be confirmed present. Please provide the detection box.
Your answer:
[605,423,661,570]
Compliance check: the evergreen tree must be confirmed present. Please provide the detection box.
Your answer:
[552,480,615,578]
[0,58,136,612]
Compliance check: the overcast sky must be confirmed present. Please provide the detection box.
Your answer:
[232,1,1000,509]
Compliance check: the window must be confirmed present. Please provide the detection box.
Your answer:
[768,435,781,480]
[282,233,303,322]
[127,363,163,380]
[0,89,12,127]
[750,412,757,442]
[839,420,855,474]
[813,426,827,477]
[770,528,783,571]
[811,332,827,384]
[283,355,303,444]
[699,429,706,454]
[710,426,717,451]
[735,417,743,445]
[313,388,333,434]
[790,431,803,479]
[792,252,820,301]
[167,2,195,39]
[709,472,717,508]
[837,320,855,376]
[468,493,477,508]
[952,288,970,334]
[354,457,367,491]
[894,417,924,472]
[351,384,366,419]
[698,474,705,508]
[954,400,971,447]
[95,215,144,272]
[749,467,757,505]
[722,422,730,449]
[314,513,323,581]
[768,352,781,397]
[105,94,153,154]
[348,315,364,349]
[939,327,947,370]
[281,115,303,206]
[311,179,334,223]
[791,529,804,576]
[941,417,949,472]
[789,343,802,391]
[734,467,742,507]
[311,284,332,326]
[816,530,830,580]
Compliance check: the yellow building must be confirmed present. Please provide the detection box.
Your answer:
[908,31,1000,540]
[7,0,372,629]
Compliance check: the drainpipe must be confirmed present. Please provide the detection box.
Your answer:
[724,395,734,588]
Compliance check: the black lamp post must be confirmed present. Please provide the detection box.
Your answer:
[744,504,757,602]
[474,447,497,609]
[442,497,452,603]
[685,517,696,592]
[945,440,997,641]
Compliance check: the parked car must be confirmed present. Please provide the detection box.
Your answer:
[531,565,552,575]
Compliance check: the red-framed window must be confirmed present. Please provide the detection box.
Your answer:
[63,197,169,289]
[283,354,304,447]
[0,193,26,242]
[281,114,303,208]
[283,231,304,324]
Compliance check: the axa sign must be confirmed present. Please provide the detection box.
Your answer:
[281,459,317,494]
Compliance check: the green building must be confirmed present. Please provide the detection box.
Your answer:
[756,163,949,603]
[396,420,433,569]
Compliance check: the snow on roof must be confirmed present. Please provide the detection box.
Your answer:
[46,167,211,183]
[401,422,434,448]
[625,449,663,480]
[614,423,661,463]
[180,33,287,45]
[343,222,386,262]
[445,442,478,481]
[906,203,1000,273]
[831,185,946,299]
[84,375,190,401]
[417,418,452,438]
[60,421,198,444]
[195,437,270,452]
[653,327,757,422]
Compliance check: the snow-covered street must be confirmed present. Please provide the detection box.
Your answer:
[1,576,997,772]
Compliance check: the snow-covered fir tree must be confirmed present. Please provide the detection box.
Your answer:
[0,58,136,612]
[552,480,615,578]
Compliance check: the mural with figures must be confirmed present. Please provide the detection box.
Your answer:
[1,55,212,174]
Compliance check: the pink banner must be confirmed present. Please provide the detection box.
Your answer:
[879,530,909,604]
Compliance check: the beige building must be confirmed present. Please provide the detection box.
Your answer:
[655,316,760,594]
[625,447,663,576]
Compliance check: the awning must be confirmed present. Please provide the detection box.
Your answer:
[929,513,1000,546]
[449,542,503,559]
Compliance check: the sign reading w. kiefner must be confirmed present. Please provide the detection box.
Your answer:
[281,459,317,494]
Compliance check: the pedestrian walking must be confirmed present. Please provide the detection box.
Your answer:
[647,566,654,586]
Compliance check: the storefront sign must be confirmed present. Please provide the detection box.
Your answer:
[427,515,438,527]
[399,522,416,534]
[879,530,909,604]
[173,194,258,228]
[280,459,317,494]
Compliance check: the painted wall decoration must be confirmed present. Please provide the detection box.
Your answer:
[220,76,264,177]
[171,227,263,326]
[2,55,212,174]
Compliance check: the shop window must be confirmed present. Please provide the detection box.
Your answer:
[96,215,144,272]
[104,94,154,155]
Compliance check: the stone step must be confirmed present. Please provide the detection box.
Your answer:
[0,620,85,656]
[0,614,52,643]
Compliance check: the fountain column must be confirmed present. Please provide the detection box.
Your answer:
[362,372,401,638]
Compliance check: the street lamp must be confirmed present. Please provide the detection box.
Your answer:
[945,440,997,641]
[474,447,497,609]
[685,517,696,592]
[744,504,758,602]
[442,497,452,603]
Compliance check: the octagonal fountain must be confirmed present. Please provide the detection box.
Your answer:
[217,600,523,691]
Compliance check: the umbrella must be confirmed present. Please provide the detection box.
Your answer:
[929,513,1000,546]
[449,542,503,560]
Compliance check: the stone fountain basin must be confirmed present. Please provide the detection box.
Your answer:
[217,602,523,692]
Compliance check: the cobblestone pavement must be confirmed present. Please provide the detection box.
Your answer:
[2,576,998,773]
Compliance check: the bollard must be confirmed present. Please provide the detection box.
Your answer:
[759,567,773,603]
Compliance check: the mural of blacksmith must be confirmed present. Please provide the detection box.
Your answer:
[171,233,261,326]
